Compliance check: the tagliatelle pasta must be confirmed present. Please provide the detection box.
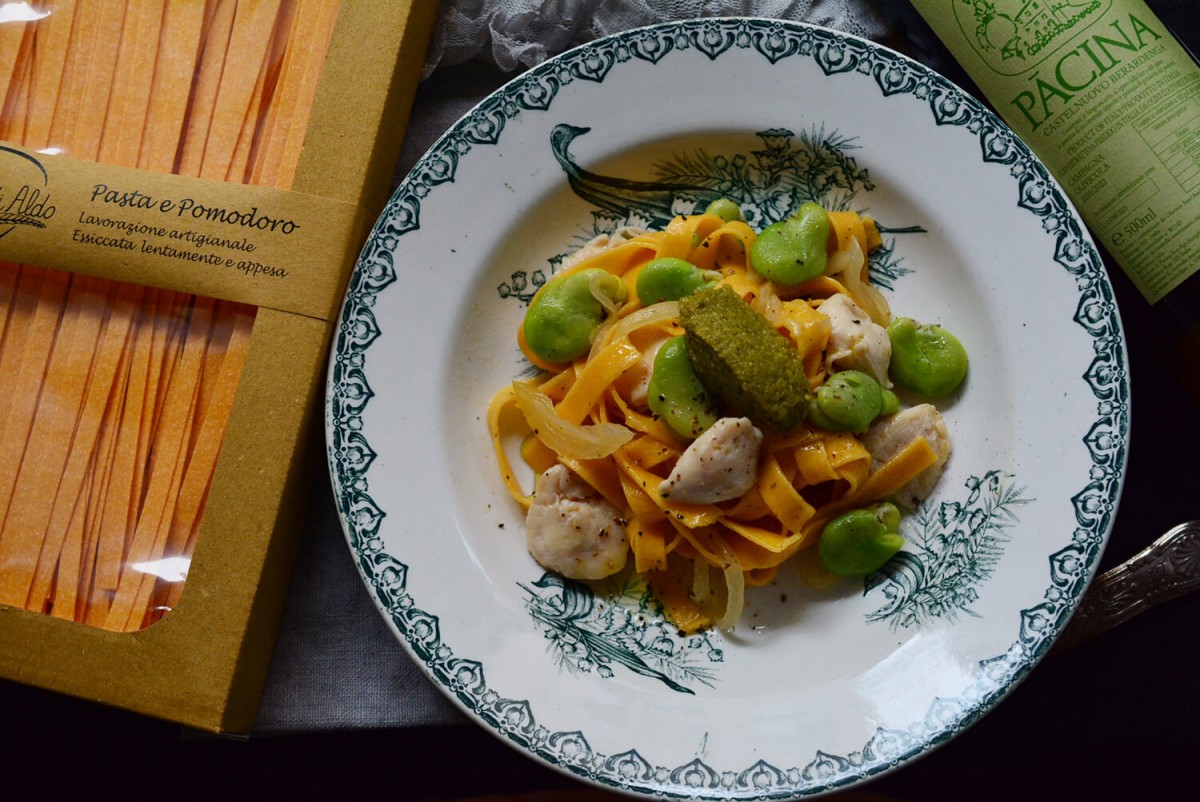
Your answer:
[489,210,946,633]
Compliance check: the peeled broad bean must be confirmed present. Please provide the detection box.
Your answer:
[636,257,720,305]
[704,197,743,223]
[749,202,830,285]
[886,317,968,399]
[880,388,900,417]
[818,503,904,576]
[522,268,626,363]
[807,370,883,433]
[647,335,718,440]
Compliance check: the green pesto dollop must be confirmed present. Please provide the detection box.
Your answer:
[678,285,810,431]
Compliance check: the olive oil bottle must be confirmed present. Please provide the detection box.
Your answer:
[907,0,1200,394]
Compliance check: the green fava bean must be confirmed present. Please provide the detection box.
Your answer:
[636,258,721,305]
[704,198,743,222]
[647,336,718,440]
[523,268,626,364]
[807,370,883,434]
[749,202,830,285]
[880,388,900,417]
[818,503,904,576]
[887,317,968,399]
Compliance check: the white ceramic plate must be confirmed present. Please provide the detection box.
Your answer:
[326,19,1128,799]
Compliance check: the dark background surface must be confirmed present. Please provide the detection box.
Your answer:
[3,2,1198,800]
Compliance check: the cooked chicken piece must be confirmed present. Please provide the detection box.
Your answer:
[817,293,892,387]
[863,403,952,507]
[526,464,628,580]
[559,226,648,270]
[658,417,763,505]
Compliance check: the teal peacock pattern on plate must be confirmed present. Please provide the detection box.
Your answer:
[327,19,1128,799]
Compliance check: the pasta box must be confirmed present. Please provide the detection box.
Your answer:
[0,0,438,734]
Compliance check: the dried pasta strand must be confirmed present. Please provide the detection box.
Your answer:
[247,0,342,188]
[138,0,208,172]
[79,332,134,625]
[174,302,254,552]
[175,0,237,177]
[89,288,161,609]
[130,291,188,551]
[226,0,295,183]
[223,33,272,183]
[105,297,213,631]
[197,0,284,181]
[23,0,78,149]
[45,0,100,153]
[48,450,96,620]
[243,0,289,184]
[160,302,254,611]
[34,282,142,612]
[98,0,165,167]
[0,269,70,606]
[71,0,128,162]
[272,0,340,188]
[0,264,36,425]
[0,12,34,118]
[0,25,34,142]
[4,275,108,610]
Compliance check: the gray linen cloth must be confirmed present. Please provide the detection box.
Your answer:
[254,0,895,734]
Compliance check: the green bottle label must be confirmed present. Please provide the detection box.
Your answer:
[911,0,1200,303]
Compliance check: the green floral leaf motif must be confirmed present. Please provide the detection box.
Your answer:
[496,268,547,304]
[864,235,916,292]
[522,572,723,694]
[865,470,1032,629]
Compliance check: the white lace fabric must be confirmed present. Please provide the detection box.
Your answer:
[423,0,890,76]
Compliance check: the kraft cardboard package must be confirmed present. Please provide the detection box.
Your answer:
[0,0,439,734]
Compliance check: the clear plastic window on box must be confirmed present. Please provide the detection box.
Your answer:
[0,0,341,631]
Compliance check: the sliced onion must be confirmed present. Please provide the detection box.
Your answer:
[694,531,745,632]
[589,300,680,362]
[855,280,891,327]
[714,552,745,631]
[613,301,680,342]
[692,558,711,602]
[588,272,623,317]
[748,282,781,322]
[827,238,890,326]
[512,380,633,460]
[586,316,617,364]
[582,273,626,363]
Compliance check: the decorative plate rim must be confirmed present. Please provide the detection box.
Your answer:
[325,17,1128,800]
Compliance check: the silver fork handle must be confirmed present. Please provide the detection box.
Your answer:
[1055,520,1200,652]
